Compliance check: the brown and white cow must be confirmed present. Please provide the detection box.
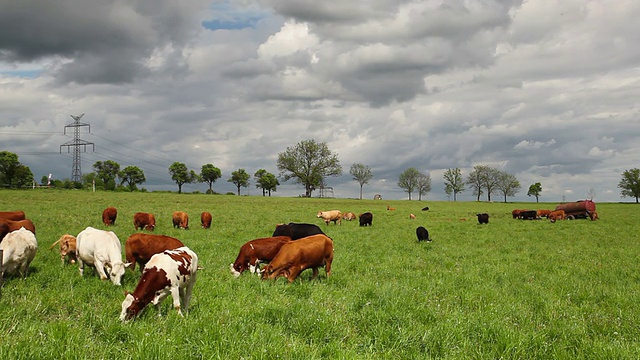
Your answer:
[386,206,396,211]
[200,211,212,229]
[537,209,552,218]
[125,233,184,272]
[342,212,357,221]
[49,234,77,264]
[0,210,26,221]
[172,211,189,230]
[102,207,117,226]
[0,218,36,242]
[261,234,334,283]
[76,226,130,286]
[1,227,38,278]
[409,213,416,220]
[133,212,156,231]
[230,236,292,277]
[548,210,566,223]
[317,210,342,225]
[120,246,198,321]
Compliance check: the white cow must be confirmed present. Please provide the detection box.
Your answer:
[120,246,198,321]
[76,226,129,286]
[1,227,38,278]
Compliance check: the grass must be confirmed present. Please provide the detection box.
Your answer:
[1,189,639,359]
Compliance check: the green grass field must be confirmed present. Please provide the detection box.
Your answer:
[1,190,639,359]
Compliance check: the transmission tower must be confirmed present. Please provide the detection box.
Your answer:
[60,114,94,183]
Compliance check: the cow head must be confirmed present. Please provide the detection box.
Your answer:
[230,263,242,278]
[120,292,142,321]
[105,261,132,286]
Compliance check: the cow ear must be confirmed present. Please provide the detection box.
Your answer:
[123,262,132,268]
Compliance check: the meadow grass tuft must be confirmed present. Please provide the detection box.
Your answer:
[1,189,639,359]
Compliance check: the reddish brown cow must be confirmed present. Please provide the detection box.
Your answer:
[0,218,36,241]
[172,211,189,230]
[0,210,26,221]
[200,212,212,229]
[261,234,334,283]
[133,212,156,231]
[102,207,117,226]
[512,209,527,219]
[125,233,184,272]
[548,210,566,223]
[342,212,357,221]
[49,234,77,264]
[537,209,552,218]
[230,236,292,277]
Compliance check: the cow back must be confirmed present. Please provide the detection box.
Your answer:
[125,233,184,271]
[272,223,325,240]
[0,211,26,221]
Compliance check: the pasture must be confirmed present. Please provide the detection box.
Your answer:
[1,190,639,359]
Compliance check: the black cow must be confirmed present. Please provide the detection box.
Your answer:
[519,210,538,220]
[272,223,325,240]
[359,212,373,227]
[416,226,431,242]
[421,206,429,211]
[476,213,489,224]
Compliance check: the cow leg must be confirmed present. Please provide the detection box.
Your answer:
[182,273,196,312]
[170,286,183,317]
[287,267,303,283]
[325,259,332,277]
[94,260,109,280]
[77,258,85,277]
[311,267,319,279]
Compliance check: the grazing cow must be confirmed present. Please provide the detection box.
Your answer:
[230,236,292,277]
[317,210,342,225]
[359,212,373,227]
[421,206,430,211]
[272,223,325,240]
[133,212,156,231]
[536,209,552,218]
[49,234,77,264]
[0,218,36,241]
[409,213,416,220]
[512,209,526,219]
[589,211,599,221]
[0,210,26,221]
[342,212,357,221]
[261,234,333,283]
[387,206,396,211]
[102,207,117,226]
[519,210,538,220]
[476,213,489,224]
[1,227,38,278]
[125,233,184,272]
[120,246,198,321]
[172,211,189,230]
[416,226,431,242]
[76,226,130,286]
[548,210,566,223]
[200,212,212,229]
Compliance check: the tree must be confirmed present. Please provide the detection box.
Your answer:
[0,150,20,186]
[466,167,484,201]
[417,171,431,201]
[119,166,146,191]
[496,171,521,203]
[93,160,120,191]
[277,139,342,197]
[527,182,542,202]
[443,168,465,201]
[228,168,250,195]
[169,162,197,194]
[349,163,373,200]
[255,169,279,196]
[11,164,34,188]
[467,165,500,201]
[200,164,222,194]
[618,168,640,203]
[398,167,420,200]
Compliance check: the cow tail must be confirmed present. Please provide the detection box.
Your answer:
[49,238,62,250]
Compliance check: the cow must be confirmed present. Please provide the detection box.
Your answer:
[0,210,26,221]
[261,234,333,283]
[512,209,526,219]
[125,233,184,272]
[537,209,552,218]
[359,212,373,227]
[172,211,189,230]
[416,226,431,242]
[230,236,292,277]
[120,246,198,321]
[548,210,566,223]
[0,218,36,242]
[49,234,77,264]
[200,211,212,229]
[519,210,538,220]
[589,211,599,221]
[272,223,325,240]
[476,213,489,224]
[317,210,342,225]
[342,212,357,221]
[1,227,38,278]
[387,206,396,211]
[76,226,130,286]
[409,213,416,220]
[133,212,156,231]
[102,207,117,226]
[421,206,430,211]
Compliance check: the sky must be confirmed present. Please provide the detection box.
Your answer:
[1,0,639,202]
